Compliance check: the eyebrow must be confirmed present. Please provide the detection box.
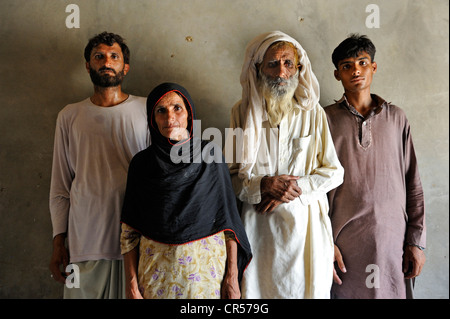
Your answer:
[155,102,185,108]
[91,49,121,56]
[267,55,294,61]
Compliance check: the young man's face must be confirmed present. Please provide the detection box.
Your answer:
[334,51,377,93]
[85,42,130,87]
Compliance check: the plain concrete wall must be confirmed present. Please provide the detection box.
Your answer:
[0,0,448,299]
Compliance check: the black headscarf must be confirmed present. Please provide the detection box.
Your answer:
[121,82,252,282]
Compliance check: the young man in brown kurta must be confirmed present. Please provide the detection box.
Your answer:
[325,34,426,298]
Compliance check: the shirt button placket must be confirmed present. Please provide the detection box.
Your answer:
[278,120,289,174]
[361,120,371,148]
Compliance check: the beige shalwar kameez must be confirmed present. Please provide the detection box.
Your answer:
[226,31,344,299]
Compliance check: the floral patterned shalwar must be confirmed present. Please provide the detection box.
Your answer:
[121,223,233,299]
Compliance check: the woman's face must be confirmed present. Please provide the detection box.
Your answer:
[153,91,189,141]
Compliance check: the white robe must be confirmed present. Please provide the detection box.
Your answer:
[226,31,344,298]
[228,101,344,298]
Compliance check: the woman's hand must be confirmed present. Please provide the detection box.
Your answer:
[123,246,144,299]
[221,270,240,299]
[222,238,241,299]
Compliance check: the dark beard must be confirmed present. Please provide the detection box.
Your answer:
[89,67,125,87]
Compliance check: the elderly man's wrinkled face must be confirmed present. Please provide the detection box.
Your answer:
[259,43,300,126]
[260,44,298,80]
[259,44,300,98]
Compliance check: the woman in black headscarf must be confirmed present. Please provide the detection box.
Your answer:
[120,83,252,299]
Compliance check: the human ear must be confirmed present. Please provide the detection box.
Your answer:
[334,70,341,81]
[123,63,130,76]
[372,61,377,74]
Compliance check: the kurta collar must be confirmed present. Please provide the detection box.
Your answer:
[335,94,387,119]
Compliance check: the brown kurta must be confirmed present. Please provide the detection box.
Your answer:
[325,94,426,299]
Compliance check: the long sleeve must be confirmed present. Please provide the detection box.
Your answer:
[49,111,73,238]
[403,122,426,248]
[296,107,344,205]
[120,223,141,255]
[225,101,265,204]
[48,96,149,262]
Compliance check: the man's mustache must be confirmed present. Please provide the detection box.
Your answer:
[99,67,116,74]
[268,77,288,85]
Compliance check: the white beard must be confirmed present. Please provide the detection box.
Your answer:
[260,71,299,127]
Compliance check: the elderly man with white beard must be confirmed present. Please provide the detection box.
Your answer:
[225,31,344,299]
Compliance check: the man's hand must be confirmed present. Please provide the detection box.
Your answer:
[49,233,69,284]
[260,175,302,203]
[254,194,284,214]
[255,175,302,214]
[403,245,426,279]
[333,244,346,285]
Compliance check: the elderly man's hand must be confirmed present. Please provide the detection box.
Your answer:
[254,194,284,214]
[260,175,302,202]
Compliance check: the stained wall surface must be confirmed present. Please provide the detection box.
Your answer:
[0,0,448,298]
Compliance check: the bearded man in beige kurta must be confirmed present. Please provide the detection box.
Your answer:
[225,31,344,298]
